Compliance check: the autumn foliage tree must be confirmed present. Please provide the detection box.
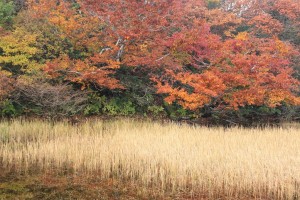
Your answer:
[0,0,299,121]
[27,0,300,109]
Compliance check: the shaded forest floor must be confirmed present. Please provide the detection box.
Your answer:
[0,172,167,200]
[0,172,214,200]
[0,172,268,200]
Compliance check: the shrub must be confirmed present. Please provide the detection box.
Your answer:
[163,102,195,120]
[102,97,136,116]
[147,105,165,116]
[0,100,18,117]
[0,72,13,101]
[0,0,15,29]
[84,93,106,116]
[12,80,89,118]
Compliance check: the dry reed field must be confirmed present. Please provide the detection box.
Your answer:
[0,119,300,199]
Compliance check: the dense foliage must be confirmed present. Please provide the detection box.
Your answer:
[0,0,299,125]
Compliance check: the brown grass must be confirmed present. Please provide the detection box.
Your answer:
[0,119,299,199]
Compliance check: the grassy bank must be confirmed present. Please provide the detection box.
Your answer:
[0,120,300,199]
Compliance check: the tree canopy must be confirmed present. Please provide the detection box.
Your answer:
[0,0,299,124]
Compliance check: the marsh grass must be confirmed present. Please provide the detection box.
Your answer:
[0,119,299,199]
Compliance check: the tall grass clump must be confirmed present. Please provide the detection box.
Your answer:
[0,119,299,199]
